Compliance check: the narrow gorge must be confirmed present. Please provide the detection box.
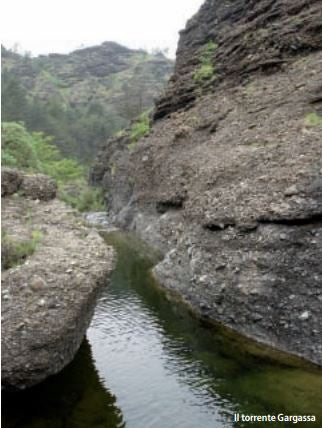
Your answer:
[2,0,322,427]
[92,0,322,366]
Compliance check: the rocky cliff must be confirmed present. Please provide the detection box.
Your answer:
[1,43,173,160]
[92,0,322,365]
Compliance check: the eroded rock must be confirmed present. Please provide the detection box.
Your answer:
[91,0,322,365]
[1,197,116,389]
[1,168,23,197]
[20,173,57,201]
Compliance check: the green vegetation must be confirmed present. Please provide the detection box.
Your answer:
[193,41,218,84]
[2,122,84,180]
[1,45,172,161]
[1,122,40,170]
[1,69,126,161]
[59,184,105,212]
[1,122,105,212]
[128,112,150,150]
[305,112,322,127]
[1,229,43,270]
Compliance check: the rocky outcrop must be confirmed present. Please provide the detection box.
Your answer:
[1,168,23,196]
[1,175,115,389]
[20,173,57,201]
[154,0,322,120]
[1,168,57,201]
[92,0,322,365]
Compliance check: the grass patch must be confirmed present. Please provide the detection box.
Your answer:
[59,181,106,212]
[305,112,322,127]
[1,229,43,270]
[128,112,150,150]
[193,64,215,83]
[193,41,218,84]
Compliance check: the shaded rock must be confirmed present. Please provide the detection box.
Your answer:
[1,168,23,196]
[91,0,322,365]
[20,174,57,201]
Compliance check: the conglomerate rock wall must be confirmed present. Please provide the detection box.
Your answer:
[92,0,322,365]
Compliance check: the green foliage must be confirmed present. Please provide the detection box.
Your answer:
[1,45,172,162]
[202,41,218,57]
[128,112,150,149]
[1,122,40,170]
[1,70,29,123]
[30,131,84,182]
[305,112,322,127]
[1,121,104,212]
[193,41,218,84]
[1,70,122,162]
[1,228,43,270]
[59,182,105,212]
[1,122,84,182]
[193,64,215,83]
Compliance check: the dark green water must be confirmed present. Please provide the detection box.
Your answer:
[3,232,322,427]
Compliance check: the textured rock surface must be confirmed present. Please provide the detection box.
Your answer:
[1,196,116,389]
[1,168,57,201]
[92,0,322,365]
[20,173,57,201]
[154,0,322,120]
[1,168,23,197]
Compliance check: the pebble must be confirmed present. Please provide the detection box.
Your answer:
[299,311,310,320]
[284,185,299,196]
[30,276,46,291]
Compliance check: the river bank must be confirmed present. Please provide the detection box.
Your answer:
[1,169,116,389]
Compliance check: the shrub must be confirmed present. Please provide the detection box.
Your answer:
[1,121,103,212]
[1,229,43,270]
[1,122,40,170]
[129,112,150,149]
[59,181,106,212]
[193,64,214,83]
[193,41,218,84]
[305,112,322,127]
[1,122,84,182]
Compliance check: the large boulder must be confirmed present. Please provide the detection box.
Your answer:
[1,197,116,389]
[21,173,57,201]
[1,168,23,197]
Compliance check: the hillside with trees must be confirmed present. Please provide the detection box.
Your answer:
[1,43,173,161]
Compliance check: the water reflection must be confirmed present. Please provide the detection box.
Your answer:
[2,339,125,428]
[3,231,322,428]
[87,232,322,428]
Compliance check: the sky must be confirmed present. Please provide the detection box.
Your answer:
[1,0,204,58]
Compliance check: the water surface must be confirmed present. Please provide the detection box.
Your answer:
[3,231,322,427]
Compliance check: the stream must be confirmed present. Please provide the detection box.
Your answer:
[3,231,322,428]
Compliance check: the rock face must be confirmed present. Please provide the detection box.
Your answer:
[2,178,115,389]
[1,168,23,196]
[20,173,57,201]
[92,0,322,365]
